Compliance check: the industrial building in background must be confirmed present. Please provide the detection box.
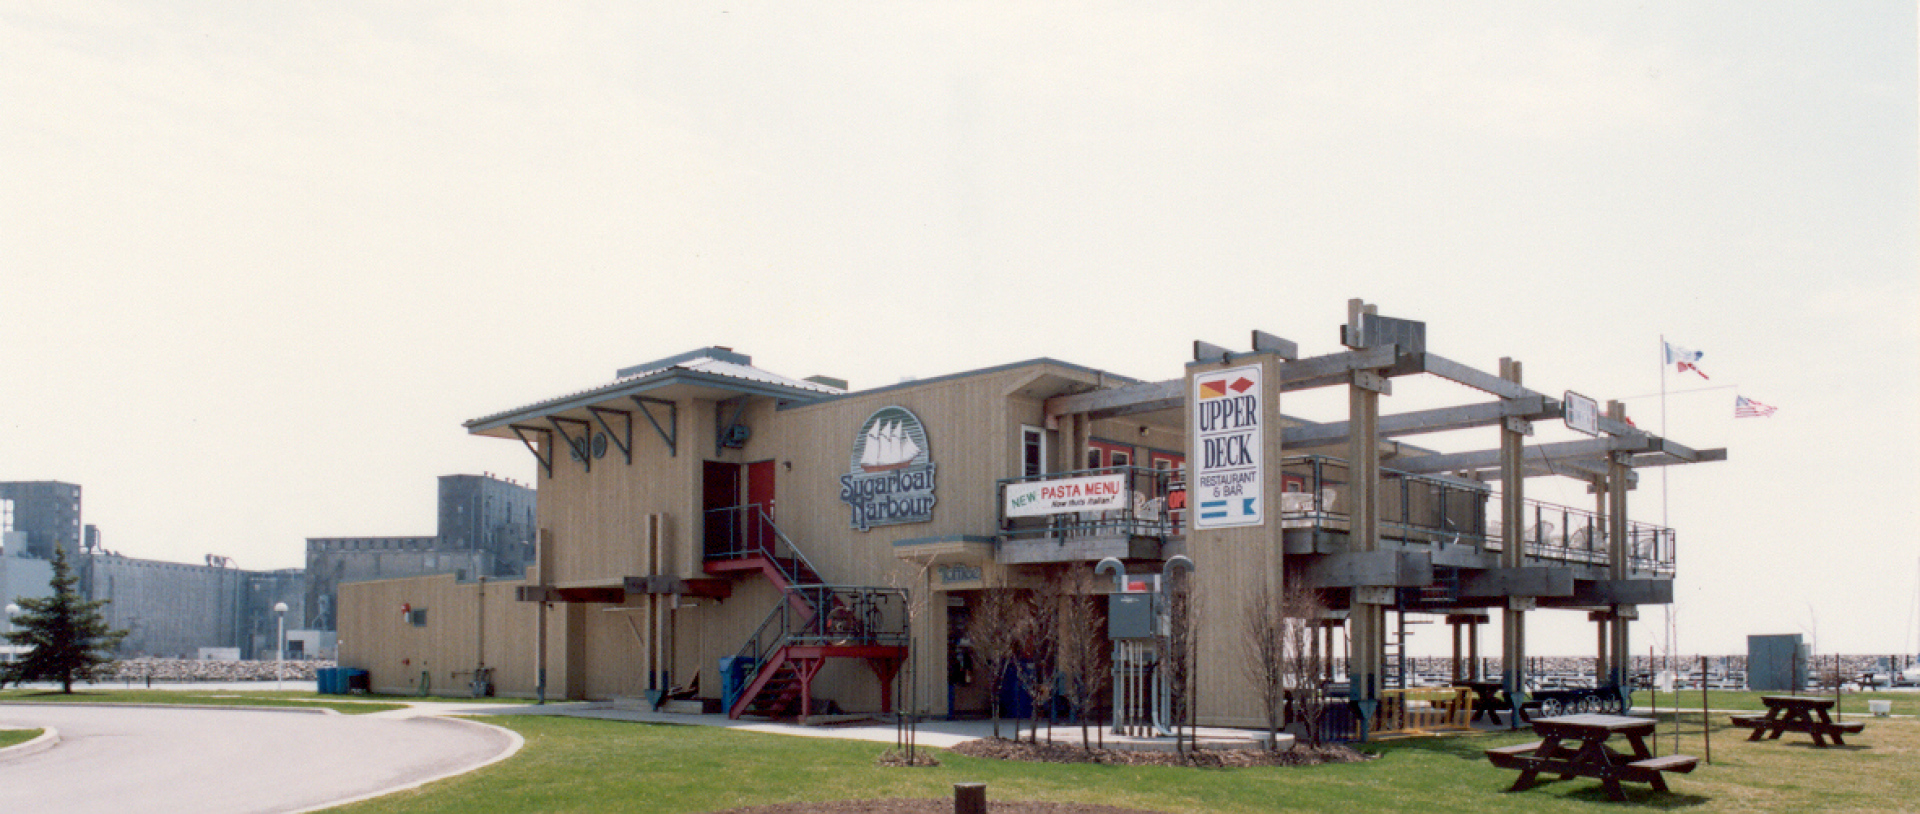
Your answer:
[339,300,1724,734]
[0,482,86,562]
[305,473,535,631]
[1,480,307,660]
[2,473,529,662]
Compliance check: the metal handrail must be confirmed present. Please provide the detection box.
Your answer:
[729,585,911,690]
[704,503,824,586]
[1268,454,1678,573]
[1277,455,1491,541]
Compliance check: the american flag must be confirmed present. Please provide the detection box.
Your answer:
[1735,395,1777,418]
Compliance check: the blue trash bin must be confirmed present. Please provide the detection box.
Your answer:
[315,667,341,694]
[719,657,756,712]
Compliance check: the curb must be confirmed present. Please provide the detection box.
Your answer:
[0,727,60,762]
[0,700,338,716]
[289,715,525,813]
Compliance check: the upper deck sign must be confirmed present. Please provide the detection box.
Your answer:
[1192,364,1263,529]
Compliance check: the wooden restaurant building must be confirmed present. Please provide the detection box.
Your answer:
[337,300,1723,729]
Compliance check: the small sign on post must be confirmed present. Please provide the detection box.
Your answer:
[1564,391,1599,437]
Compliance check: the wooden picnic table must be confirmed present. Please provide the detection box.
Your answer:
[1730,695,1865,747]
[1464,680,1509,724]
[1484,714,1698,802]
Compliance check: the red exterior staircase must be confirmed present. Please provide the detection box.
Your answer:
[704,506,907,720]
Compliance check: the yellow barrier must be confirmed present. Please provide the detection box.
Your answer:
[1371,686,1474,736]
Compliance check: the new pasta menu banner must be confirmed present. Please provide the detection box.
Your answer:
[1004,473,1128,518]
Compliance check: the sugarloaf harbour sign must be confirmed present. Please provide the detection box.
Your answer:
[840,406,938,531]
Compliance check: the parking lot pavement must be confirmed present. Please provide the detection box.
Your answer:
[0,703,518,814]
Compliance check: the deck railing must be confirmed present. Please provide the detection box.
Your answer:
[1277,455,1489,542]
[729,585,911,678]
[1370,686,1475,735]
[703,503,824,586]
[1276,455,1676,574]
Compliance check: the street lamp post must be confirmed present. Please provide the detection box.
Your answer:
[273,602,288,692]
[3,603,19,666]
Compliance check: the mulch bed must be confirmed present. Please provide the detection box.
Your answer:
[707,738,1370,813]
[708,802,1169,814]
[949,736,1373,768]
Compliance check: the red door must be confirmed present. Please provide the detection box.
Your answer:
[702,461,743,557]
[746,460,777,551]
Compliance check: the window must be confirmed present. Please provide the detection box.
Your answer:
[1111,451,1131,468]
[408,608,428,627]
[1021,426,1047,477]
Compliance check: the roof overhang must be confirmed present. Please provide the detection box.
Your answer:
[464,350,843,439]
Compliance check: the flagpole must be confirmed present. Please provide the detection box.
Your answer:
[1658,335,1669,530]
[1658,335,1675,738]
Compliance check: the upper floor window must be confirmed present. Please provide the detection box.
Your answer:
[1021,426,1047,477]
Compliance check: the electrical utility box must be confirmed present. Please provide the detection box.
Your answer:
[1747,634,1806,692]
[1108,592,1158,640]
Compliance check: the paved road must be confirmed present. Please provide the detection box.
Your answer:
[0,704,516,814]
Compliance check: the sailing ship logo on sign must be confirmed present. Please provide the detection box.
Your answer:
[839,406,938,531]
[857,418,921,472]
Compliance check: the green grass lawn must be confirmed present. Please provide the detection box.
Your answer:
[334,711,1920,814]
[0,728,41,749]
[0,688,407,714]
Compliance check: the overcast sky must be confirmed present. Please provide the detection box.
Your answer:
[3,3,1914,658]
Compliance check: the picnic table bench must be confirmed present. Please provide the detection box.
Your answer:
[1464,681,1508,723]
[1484,714,1698,802]
[1730,695,1865,747]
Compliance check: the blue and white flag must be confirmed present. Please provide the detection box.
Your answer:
[1663,341,1708,379]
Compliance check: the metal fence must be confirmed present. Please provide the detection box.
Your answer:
[1277,455,1676,574]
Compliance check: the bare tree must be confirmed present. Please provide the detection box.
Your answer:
[965,585,1023,739]
[1015,570,1062,743]
[1240,575,1330,750]
[1241,579,1289,750]
[886,559,935,765]
[1055,565,1109,751]
[1277,579,1330,748]
[1160,567,1197,754]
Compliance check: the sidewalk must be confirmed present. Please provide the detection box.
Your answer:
[481,700,1284,751]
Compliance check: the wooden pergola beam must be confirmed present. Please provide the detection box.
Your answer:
[1284,396,1558,446]
[1044,346,1400,422]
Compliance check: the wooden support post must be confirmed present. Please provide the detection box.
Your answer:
[1498,358,1529,715]
[1468,618,1481,681]
[1593,479,1610,683]
[1075,414,1092,472]
[536,527,552,704]
[1606,400,1632,689]
[1346,300,1386,726]
[1451,619,1464,685]
[954,783,987,814]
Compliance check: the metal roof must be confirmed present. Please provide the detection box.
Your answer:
[464,348,844,433]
